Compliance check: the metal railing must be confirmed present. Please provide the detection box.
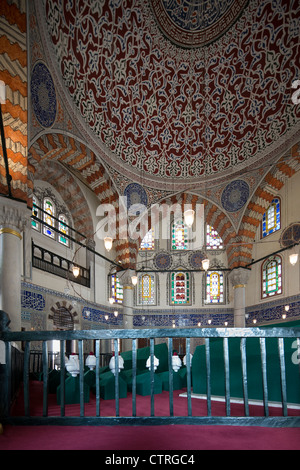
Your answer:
[1,327,300,427]
[32,242,90,287]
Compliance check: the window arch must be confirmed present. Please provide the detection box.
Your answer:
[206,225,224,250]
[137,273,156,305]
[43,197,56,239]
[206,271,224,304]
[171,272,190,305]
[262,256,282,299]
[171,220,188,250]
[262,198,281,238]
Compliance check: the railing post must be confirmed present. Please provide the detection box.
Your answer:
[168,337,174,417]
[260,337,269,417]
[150,338,155,417]
[205,338,211,417]
[240,338,249,417]
[223,338,231,417]
[95,339,100,417]
[24,341,30,417]
[186,337,192,417]
[60,340,65,417]
[132,339,137,418]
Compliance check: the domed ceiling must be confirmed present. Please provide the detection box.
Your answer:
[34,0,299,193]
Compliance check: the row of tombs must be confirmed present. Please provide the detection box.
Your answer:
[34,338,300,405]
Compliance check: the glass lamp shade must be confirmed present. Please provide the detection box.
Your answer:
[184,209,195,228]
[289,253,298,266]
[202,258,210,271]
[104,237,113,251]
[131,275,138,286]
[72,265,80,278]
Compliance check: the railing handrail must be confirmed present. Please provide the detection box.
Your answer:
[1,326,300,428]
[1,326,300,342]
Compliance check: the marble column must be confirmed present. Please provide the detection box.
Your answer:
[229,267,251,328]
[117,269,135,352]
[0,197,31,331]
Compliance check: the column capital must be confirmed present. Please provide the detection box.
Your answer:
[0,197,30,235]
[228,267,251,288]
[117,268,136,288]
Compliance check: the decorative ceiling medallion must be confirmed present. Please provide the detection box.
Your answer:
[221,179,249,212]
[280,223,300,248]
[31,61,57,128]
[154,251,173,270]
[44,0,300,187]
[124,183,148,211]
[150,0,248,48]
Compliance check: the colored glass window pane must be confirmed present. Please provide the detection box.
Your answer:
[32,196,39,231]
[172,220,188,250]
[206,271,224,303]
[43,198,55,239]
[262,256,282,298]
[171,272,190,304]
[138,274,155,305]
[140,228,155,250]
[262,198,280,238]
[206,225,224,250]
[111,274,123,303]
[58,214,69,246]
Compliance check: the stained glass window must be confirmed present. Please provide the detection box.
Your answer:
[206,271,224,303]
[58,214,69,247]
[138,274,155,305]
[171,272,190,304]
[111,274,123,303]
[262,256,282,298]
[43,198,55,239]
[32,195,40,231]
[140,228,155,251]
[172,220,188,250]
[206,225,224,250]
[262,198,281,238]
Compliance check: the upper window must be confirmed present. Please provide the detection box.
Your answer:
[262,255,282,299]
[111,273,123,304]
[137,273,156,305]
[140,228,155,251]
[43,197,56,239]
[262,198,281,238]
[206,271,224,304]
[206,225,224,250]
[31,192,72,247]
[171,272,190,305]
[171,220,188,250]
[31,195,40,232]
[58,214,69,247]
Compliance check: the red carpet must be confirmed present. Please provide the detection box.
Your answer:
[0,381,299,450]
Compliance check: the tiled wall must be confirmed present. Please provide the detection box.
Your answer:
[21,282,300,334]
